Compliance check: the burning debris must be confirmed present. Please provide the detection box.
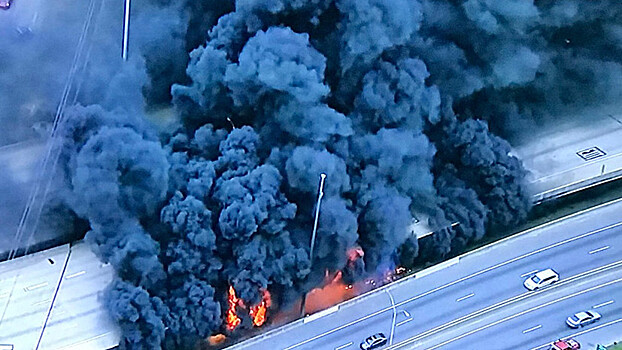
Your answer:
[249,290,271,327]
[225,286,242,331]
[226,286,272,331]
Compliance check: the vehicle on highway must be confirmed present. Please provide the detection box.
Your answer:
[550,338,580,350]
[566,310,601,328]
[0,0,10,9]
[360,333,387,350]
[523,268,559,290]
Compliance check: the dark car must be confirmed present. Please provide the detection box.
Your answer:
[360,333,388,350]
[0,0,11,9]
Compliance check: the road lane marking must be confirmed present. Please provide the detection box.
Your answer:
[402,310,410,318]
[386,290,397,345]
[396,318,413,327]
[282,222,622,350]
[335,342,352,350]
[589,246,610,254]
[419,277,622,350]
[530,317,622,350]
[385,259,622,350]
[24,282,48,292]
[65,270,86,279]
[593,300,614,309]
[521,269,539,277]
[522,325,542,334]
[456,293,475,302]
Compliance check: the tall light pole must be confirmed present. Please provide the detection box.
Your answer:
[300,173,327,317]
[308,173,326,263]
[122,0,131,61]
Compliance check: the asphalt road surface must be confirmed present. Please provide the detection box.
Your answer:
[229,197,622,350]
[391,258,622,349]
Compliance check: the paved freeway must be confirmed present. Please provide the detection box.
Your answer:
[228,198,622,350]
[392,259,622,349]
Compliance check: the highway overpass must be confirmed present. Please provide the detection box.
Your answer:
[0,242,119,349]
[516,112,622,203]
[227,197,622,350]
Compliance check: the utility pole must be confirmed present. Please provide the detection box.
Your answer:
[300,173,327,318]
[122,0,131,61]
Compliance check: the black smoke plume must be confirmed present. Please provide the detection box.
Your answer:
[46,0,622,348]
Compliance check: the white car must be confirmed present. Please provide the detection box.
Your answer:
[360,333,387,350]
[566,310,601,328]
[523,268,559,290]
[0,0,11,9]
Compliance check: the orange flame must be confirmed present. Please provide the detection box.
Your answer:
[226,286,241,331]
[250,290,271,327]
[207,334,226,345]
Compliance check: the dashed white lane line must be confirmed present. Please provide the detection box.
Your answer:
[589,246,610,254]
[24,282,48,292]
[456,293,475,302]
[335,341,352,350]
[396,318,413,327]
[522,325,542,334]
[593,300,614,309]
[64,270,86,279]
[521,269,539,277]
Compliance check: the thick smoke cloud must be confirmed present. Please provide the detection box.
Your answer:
[105,279,168,349]
[45,0,622,349]
[336,0,422,71]
[414,0,622,138]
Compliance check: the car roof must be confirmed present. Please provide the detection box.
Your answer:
[366,333,385,341]
[574,311,589,319]
[535,268,556,278]
[553,340,572,349]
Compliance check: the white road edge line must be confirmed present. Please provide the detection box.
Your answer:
[529,318,622,350]
[589,246,610,254]
[396,318,413,327]
[456,293,475,302]
[282,220,622,350]
[521,269,539,277]
[593,300,614,309]
[522,325,542,334]
[335,341,353,350]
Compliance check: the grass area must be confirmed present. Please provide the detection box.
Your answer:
[607,342,622,350]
